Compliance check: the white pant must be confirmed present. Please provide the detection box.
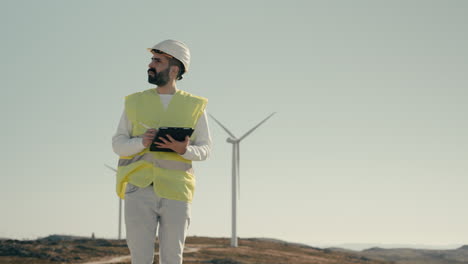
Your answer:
[124,183,191,264]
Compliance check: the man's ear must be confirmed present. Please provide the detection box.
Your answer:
[169,65,179,79]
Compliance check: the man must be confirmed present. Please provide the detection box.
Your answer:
[112,39,212,264]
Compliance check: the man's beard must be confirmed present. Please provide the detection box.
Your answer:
[148,67,170,86]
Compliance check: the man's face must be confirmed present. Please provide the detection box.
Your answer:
[148,53,171,86]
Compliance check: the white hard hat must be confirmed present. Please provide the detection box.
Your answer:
[147,39,191,73]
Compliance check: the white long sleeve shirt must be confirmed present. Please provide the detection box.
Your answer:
[112,93,212,161]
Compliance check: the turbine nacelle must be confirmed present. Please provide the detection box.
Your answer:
[226,137,238,143]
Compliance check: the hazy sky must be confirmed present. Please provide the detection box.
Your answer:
[1,0,467,249]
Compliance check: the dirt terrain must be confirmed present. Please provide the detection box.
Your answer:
[0,235,391,264]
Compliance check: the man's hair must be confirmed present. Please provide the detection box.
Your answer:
[152,49,185,81]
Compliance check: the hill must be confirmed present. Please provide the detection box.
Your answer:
[327,245,468,264]
[0,235,391,264]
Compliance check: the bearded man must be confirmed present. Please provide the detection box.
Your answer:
[112,39,211,264]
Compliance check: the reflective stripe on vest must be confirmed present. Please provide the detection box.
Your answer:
[118,153,193,173]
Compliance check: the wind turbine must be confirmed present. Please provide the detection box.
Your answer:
[105,164,122,240]
[209,112,276,247]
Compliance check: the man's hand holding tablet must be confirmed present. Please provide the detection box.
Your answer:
[150,127,194,154]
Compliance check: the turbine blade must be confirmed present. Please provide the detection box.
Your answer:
[238,112,276,142]
[209,113,237,139]
[105,164,117,173]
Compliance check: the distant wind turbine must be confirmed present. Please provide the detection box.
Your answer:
[209,112,276,247]
[105,164,122,240]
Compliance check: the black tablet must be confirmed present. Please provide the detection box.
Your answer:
[150,127,194,152]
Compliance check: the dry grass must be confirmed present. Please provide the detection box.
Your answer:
[0,236,392,264]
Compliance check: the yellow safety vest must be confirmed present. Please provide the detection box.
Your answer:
[116,88,208,202]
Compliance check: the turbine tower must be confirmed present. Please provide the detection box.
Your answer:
[105,164,122,240]
[209,112,276,247]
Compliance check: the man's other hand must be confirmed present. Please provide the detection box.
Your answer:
[142,128,158,148]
